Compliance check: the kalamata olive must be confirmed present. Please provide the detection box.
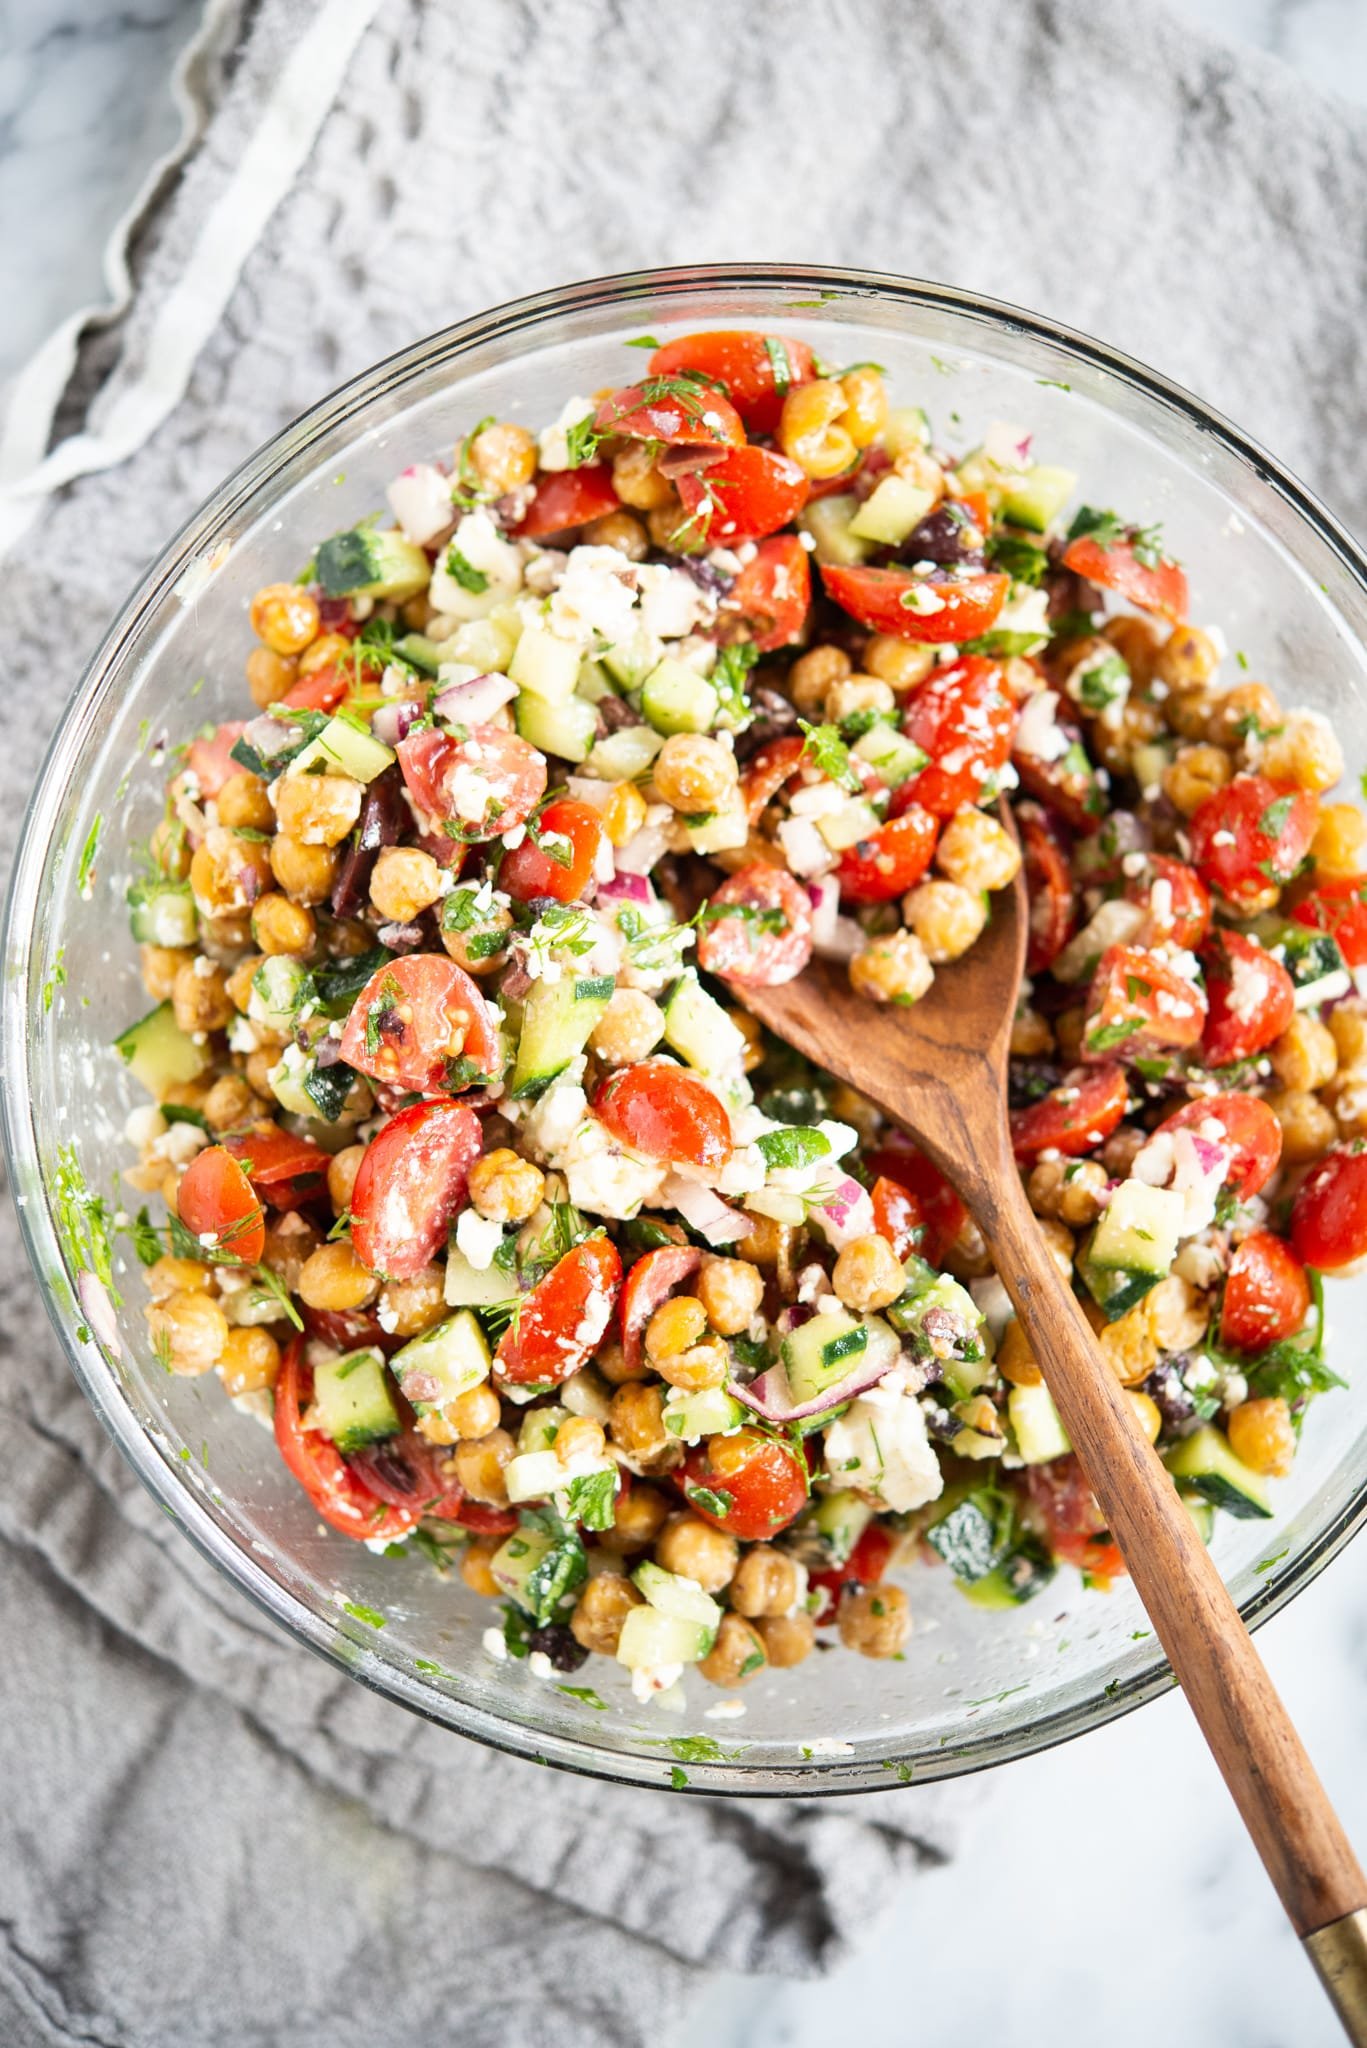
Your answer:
[330,764,405,918]
[1143,1359,1201,1435]
[900,502,987,568]
[1008,1061,1064,1110]
[526,1622,589,1673]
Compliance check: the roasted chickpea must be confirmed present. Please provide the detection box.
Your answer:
[1270,1013,1338,1094]
[259,1215,322,1291]
[695,1256,764,1337]
[201,1072,258,1133]
[297,1239,379,1311]
[369,845,444,924]
[1155,624,1220,693]
[755,1611,816,1669]
[269,833,338,906]
[848,930,934,1006]
[825,675,894,724]
[1261,710,1343,794]
[1010,1004,1055,1058]
[460,1540,501,1599]
[1163,743,1231,817]
[379,1265,447,1339]
[582,509,649,559]
[698,1612,768,1686]
[611,440,675,511]
[838,365,888,448]
[997,1316,1042,1387]
[652,733,739,814]
[326,1144,366,1215]
[589,988,664,1065]
[145,1290,229,1376]
[467,1148,544,1225]
[215,778,272,840]
[838,1583,911,1659]
[249,583,319,655]
[1311,803,1367,880]
[902,878,987,963]
[251,892,315,958]
[831,1233,906,1313]
[728,1545,801,1618]
[297,631,353,677]
[246,645,297,708]
[655,1513,738,1594]
[190,827,273,917]
[171,958,234,1036]
[607,1382,670,1460]
[145,1255,213,1302]
[451,1428,515,1505]
[787,645,850,717]
[935,808,1021,892]
[655,1339,730,1393]
[1205,681,1282,752]
[1228,1396,1296,1478]
[598,1483,670,1553]
[469,420,537,493]
[570,1573,643,1656]
[219,1327,281,1398]
[862,634,936,693]
[645,1295,708,1362]
[601,779,648,848]
[778,379,856,480]
[273,772,363,848]
[140,943,192,1002]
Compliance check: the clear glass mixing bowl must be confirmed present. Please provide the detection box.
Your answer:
[6,266,1367,1796]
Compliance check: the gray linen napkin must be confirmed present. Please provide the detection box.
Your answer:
[3,3,1367,2044]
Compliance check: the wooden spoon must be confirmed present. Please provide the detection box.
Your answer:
[729,846,1367,2040]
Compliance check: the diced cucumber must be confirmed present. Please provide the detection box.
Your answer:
[616,1605,715,1671]
[1181,1491,1217,1544]
[289,714,396,785]
[114,1001,211,1097]
[849,474,937,546]
[809,1488,874,1567]
[796,492,870,566]
[517,1405,569,1455]
[515,688,598,764]
[249,955,312,1033]
[391,632,443,674]
[601,626,663,692]
[510,625,581,704]
[662,973,748,1075]
[1131,739,1174,795]
[960,1535,1057,1607]
[884,406,931,459]
[888,1274,988,1394]
[315,527,430,602]
[312,1347,400,1453]
[390,1309,491,1413]
[816,796,880,852]
[127,877,197,949]
[1076,1241,1163,1323]
[445,608,521,673]
[1089,1179,1184,1276]
[510,975,614,1099]
[490,1526,557,1609]
[444,1248,518,1310]
[684,790,750,856]
[925,1487,1010,1583]
[780,1310,899,1410]
[1008,1381,1072,1465]
[505,1449,567,1503]
[851,725,930,789]
[663,1385,746,1443]
[266,1043,317,1120]
[583,725,665,782]
[999,465,1077,533]
[632,1559,723,1632]
[575,659,617,704]
[1164,1425,1274,1519]
[640,657,718,736]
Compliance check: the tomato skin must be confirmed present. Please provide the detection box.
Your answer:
[496,1238,622,1386]
[595,1063,732,1170]
[176,1146,266,1265]
[836,806,938,904]
[1126,854,1211,951]
[683,1430,809,1541]
[648,331,816,435]
[863,1143,966,1264]
[1220,1231,1311,1353]
[822,563,1010,644]
[1060,534,1188,624]
[222,1126,329,1210]
[1188,775,1319,911]
[1082,944,1207,1062]
[1200,930,1295,1068]
[1012,724,1107,836]
[187,722,248,799]
[696,863,814,986]
[1155,1093,1282,1200]
[349,1099,483,1281]
[1292,878,1367,968]
[513,464,619,538]
[898,656,1015,816]
[339,954,501,1094]
[273,1341,419,1541]
[1025,1455,1128,1582]
[809,1521,895,1622]
[302,1304,402,1358]
[1009,1065,1130,1164]
[1291,1145,1367,1271]
[870,1175,928,1262]
[592,380,746,449]
[740,734,806,824]
[620,1244,704,1373]
[280,665,352,714]
[397,724,547,842]
[498,798,605,904]
[675,444,809,545]
[1019,804,1076,974]
[718,535,811,652]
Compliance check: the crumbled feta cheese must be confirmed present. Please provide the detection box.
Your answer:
[824,1385,944,1512]
[386,462,456,547]
[537,394,595,473]
[630,1661,683,1702]
[456,1208,506,1271]
[482,1626,509,1661]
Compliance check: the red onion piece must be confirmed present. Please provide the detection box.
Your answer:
[371,699,424,747]
[729,1341,899,1424]
[661,1173,753,1245]
[597,870,656,907]
[433,672,517,726]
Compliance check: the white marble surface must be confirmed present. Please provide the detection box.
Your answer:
[0,5,1364,2047]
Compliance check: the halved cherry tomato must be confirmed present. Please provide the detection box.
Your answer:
[820,563,1010,644]
[223,1125,328,1210]
[809,1521,896,1623]
[1155,1093,1282,1200]
[1025,1455,1127,1583]
[675,445,810,546]
[683,1429,809,1541]
[898,656,1015,816]
[1292,878,1367,968]
[592,380,746,448]
[1019,804,1076,974]
[1009,1065,1130,1163]
[513,464,620,539]
[1126,854,1211,951]
[1012,717,1107,835]
[1060,532,1188,624]
[280,665,352,714]
[1200,930,1295,1068]
[273,1341,418,1540]
[1082,944,1206,1063]
[835,806,938,904]
[1220,1231,1311,1352]
[648,331,816,435]
[349,1099,483,1281]
[347,1427,465,1517]
[740,734,806,824]
[620,1244,703,1373]
[697,863,814,985]
[1187,775,1319,912]
[449,1500,521,1535]
[498,797,605,904]
[870,1175,927,1262]
[187,723,248,799]
[397,724,547,842]
[176,1145,265,1265]
[863,1141,966,1265]
[303,1304,401,1357]
[595,1063,732,1170]
[717,535,811,652]
[496,1237,623,1386]
[339,954,501,1094]
[1292,1143,1367,1272]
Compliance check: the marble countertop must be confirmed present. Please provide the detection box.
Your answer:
[2,6,1365,2048]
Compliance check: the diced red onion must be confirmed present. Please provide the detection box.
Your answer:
[808,1177,876,1250]
[376,920,426,951]
[371,699,425,747]
[597,869,656,906]
[613,817,672,876]
[730,1345,896,1424]
[433,672,517,726]
[566,776,617,811]
[1188,1134,1228,1179]
[660,1174,753,1245]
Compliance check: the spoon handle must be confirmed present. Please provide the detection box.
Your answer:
[976,1158,1367,2031]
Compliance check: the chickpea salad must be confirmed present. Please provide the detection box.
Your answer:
[100,328,1364,1710]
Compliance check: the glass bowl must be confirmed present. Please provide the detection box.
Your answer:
[6,265,1367,1797]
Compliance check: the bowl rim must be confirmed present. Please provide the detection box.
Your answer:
[6,260,1367,1796]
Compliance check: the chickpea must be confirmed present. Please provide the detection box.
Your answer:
[247,893,312,960]
[695,1256,764,1337]
[467,1148,545,1225]
[1102,1125,1146,1179]
[787,644,850,717]
[1330,1001,1367,1069]
[657,1339,730,1393]
[997,1316,1041,1387]
[582,509,649,560]
[297,631,353,677]
[736,1213,800,1283]
[831,1233,906,1313]
[250,583,319,655]
[902,877,987,964]
[297,1239,379,1311]
[837,1583,911,1659]
[607,1382,670,1460]
[273,772,363,849]
[597,1482,670,1553]
[755,1611,816,1669]
[441,895,512,976]
[595,1336,648,1387]
[555,1416,607,1467]
[369,845,444,924]
[589,988,665,1066]
[190,827,273,917]
[1054,1005,1087,1063]
[460,1540,502,1598]
[223,955,261,1014]
[1265,1087,1337,1164]
[1228,1396,1296,1478]
[1027,1156,1107,1228]
[655,1513,738,1593]
[1205,681,1282,752]
[729,1545,801,1619]
[145,1255,213,1302]
[452,1428,515,1505]
[839,366,888,448]
[1163,743,1231,817]
[219,1327,281,1398]
[935,808,1021,893]
[778,379,856,480]
[862,634,936,693]
[469,419,537,493]
[326,1144,366,1215]
[419,1383,502,1447]
[140,943,192,1002]
[145,1290,229,1376]
[1128,1389,1163,1444]
[380,1265,447,1339]
[891,444,947,501]
[270,833,338,906]
[1311,803,1367,880]
[246,645,297,708]
[216,771,274,833]
[245,1046,282,1100]
[652,733,739,814]
[611,440,675,511]
[1010,1004,1055,1059]
[199,1072,255,1133]
[698,1612,768,1687]
[1156,624,1220,693]
[825,674,895,724]
[848,930,934,1006]
[1102,615,1164,687]
[1261,710,1343,794]
[569,1573,642,1656]
[1270,1014,1338,1094]
[1091,696,1165,779]
[199,912,253,959]
[171,958,234,1036]
[1036,1217,1075,1282]
[1165,684,1219,742]
[260,1215,322,1291]
[645,1296,708,1362]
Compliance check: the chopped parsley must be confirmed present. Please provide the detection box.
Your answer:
[684,1484,734,1519]
[797,719,860,793]
[42,949,67,1013]
[564,414,603,468]
[710,640,759,730]
[444,546,489,593]
[342,1601,386,1630]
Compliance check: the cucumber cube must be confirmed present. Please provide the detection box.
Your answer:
[114,1001,211,1098]
[510,976,614,1100]
[289,715,396,785]
[312,1348,401,1454]
[849,474,937,546]
[632,1559,723,1631]
[390,1309,491,1412]
[1089,1179,1183,1275]
[662,973,748,1075]
[584,726,665,781]
[510,626,582,704]
[851,726,930,789]
[662,1386,747,1443]
[444,1250,519,1310]
[1008,1381,1072,1466]
[1164,1425,1274,1519]
[616,1605,715,1671]
[640,657,718,735]
[127,878,197,949]
[515,688,598,764]
[796,493,870,566]
[999,465,1078,534]
[685,790,750,856]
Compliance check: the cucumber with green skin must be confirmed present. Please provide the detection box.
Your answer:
[509,976,615,1099]
[288,714,396,785]
[312,1348,401,1454]
[127,878,196,949]
[808,1488,875,1567]
[1164,1425,1273,1519]
[998,464,1077,533]
[315,527,430,601]
[640,657,718,736]
[662,973,749,1076]
[390,1309,491,1414]
[515,688,598,764]
[961,1535,1057,1608]
[114,1001,211,1097]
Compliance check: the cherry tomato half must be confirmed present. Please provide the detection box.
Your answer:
[273,1341,418,1541]
[499,798,606,904]
[1019,804,1076,974]
[339,954,501,1094]
[1126,854,1211,951]
[809,1521,896,1623]
[592,380,746,449]
[697,863,815,986]
[683,1429,809,1541]
[836,805,938,904]
[1187,775,1319,912]
[1220,1231,1311,1353]
[863,1141,967,1265]
[223,1125,329,1210]
[176,1145,265,1265]
[1291,1144,1367,1272]
[1082,944,1206,1062]
[1011,716,1107,835]
[675,445,810,546]
[595,1063,732,1170]
[513,465,620,539]
[1025,1455,1128,1583]
[820,563,1010,644]
[1009,1065,1130,1164]
[717,535,811,652]
[1060,532,1188,624]
[186,723,248,799]
[648,331,816,435]
[1292,878,1367,969]
[1200,930,1295,1068]
[349,1099,484,1281]
[397,724,547,842]
[899,656,1016,816]
[1155,1093,1282,1201]
[870,1175,927,1262]
[740,734,806,824]
[620,1244,704,1373]
[280,665,352,714]
[496,1237,623,1386]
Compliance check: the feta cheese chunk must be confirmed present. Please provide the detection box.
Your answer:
[824,1382,944,1511]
